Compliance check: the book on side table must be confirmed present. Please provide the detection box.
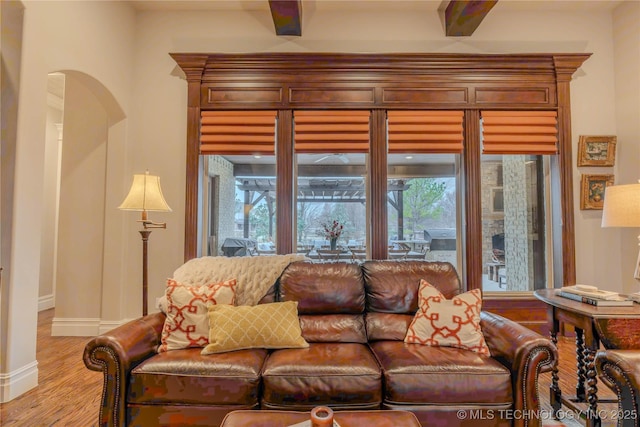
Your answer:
[556,285,635,307]
[626,293,640,304]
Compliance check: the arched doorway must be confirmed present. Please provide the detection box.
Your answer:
[40,70,126,336]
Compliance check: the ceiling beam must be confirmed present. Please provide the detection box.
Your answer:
[445,0,498,37]
[268,0,302,36]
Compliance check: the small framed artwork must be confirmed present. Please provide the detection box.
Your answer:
[580,174,615,210]
[577,135,617,166]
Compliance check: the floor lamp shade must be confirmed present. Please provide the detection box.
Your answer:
[118,172,172,216]
[119,171,171,316]
[601,182,640,281]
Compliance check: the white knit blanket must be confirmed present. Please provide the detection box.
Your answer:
[172,254,307,306]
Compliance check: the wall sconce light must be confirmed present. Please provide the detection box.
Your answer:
[118,170,172,315]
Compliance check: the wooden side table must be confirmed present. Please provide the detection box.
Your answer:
[534,289,640,427]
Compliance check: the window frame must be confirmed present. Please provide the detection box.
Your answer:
[173,52,589,291]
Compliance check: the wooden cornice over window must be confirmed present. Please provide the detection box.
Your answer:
[294,111,370,153]
[200,111,277,155]
[388,111,464,153]
[481,111,558,155]
[173,53,594,111]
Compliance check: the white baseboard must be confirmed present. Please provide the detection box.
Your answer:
[0,361,38,403]
[51,317,130,336]
[98,320,127,335]
[38,294,55,312]
[51,317,101,336]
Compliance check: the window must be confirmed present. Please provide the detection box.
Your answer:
[481,156,548,292]
[480,111,557,292]
[294,111,369,262]
[387,154,459,265]
[196,108,556,292]
[200,111,277,257]
[386,111,463,262]
[296,153,367,262]
[490,187,504,214]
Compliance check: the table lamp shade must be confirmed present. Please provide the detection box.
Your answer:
[119,172,172,213]
[601,183,640,228]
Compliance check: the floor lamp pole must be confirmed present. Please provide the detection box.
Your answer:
[119,172,171,316]
[140,229,152,316]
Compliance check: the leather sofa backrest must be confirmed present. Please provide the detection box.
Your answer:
[279,261,367,343]
[258,284,277,304]
[362,260,462,341]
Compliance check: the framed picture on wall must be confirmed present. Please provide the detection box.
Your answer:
[577,135,617,166]
[580,174,615,210]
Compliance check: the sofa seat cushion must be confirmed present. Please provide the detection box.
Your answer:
[370,340,512,405]
[261,343,381,408]
[128,348,267,406]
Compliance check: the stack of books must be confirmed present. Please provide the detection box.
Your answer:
[556,285,634,307]
[627,293,640,304]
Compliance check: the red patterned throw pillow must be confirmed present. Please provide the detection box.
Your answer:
[404,279,490,355]
[158,278,236,352]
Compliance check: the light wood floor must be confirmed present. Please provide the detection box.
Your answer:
[538,334,618,427]
[0,309,621,426]
[0,309,102,426]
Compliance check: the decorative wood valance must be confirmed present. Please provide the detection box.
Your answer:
[171,53,589,111]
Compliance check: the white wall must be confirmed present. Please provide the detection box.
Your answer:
[570,1,640,294]
[0,0,25,402]
[4,0,638,402]
[612,1,640,295]
[39,102,63,310]
[1,0,136,402]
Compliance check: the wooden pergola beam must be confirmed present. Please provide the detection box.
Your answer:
[268,0,302,36]
[445,0,498,37]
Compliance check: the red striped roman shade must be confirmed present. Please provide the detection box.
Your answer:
[200,111,277,155]
[481,111,558,155]
[294,110,370,153]
[387,111,464,153]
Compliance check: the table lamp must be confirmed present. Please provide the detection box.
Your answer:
[601,181,640,302]
[118,170,172,315]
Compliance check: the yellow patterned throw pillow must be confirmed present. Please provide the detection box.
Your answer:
[201,301,309,355]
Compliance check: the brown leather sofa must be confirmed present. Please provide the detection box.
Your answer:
[84,260,556,427]
[595,349,640,427]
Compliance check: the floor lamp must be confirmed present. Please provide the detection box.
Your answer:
[601,181,640,303]
[118,171,172,315]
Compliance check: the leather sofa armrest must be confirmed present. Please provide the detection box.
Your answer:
[480,311,557,427]
[595,350,640,427]
[83,312,165,427]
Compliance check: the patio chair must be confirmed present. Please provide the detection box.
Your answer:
[316,249,343,262]
[350,248,367,263]
[388,248,409,260]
